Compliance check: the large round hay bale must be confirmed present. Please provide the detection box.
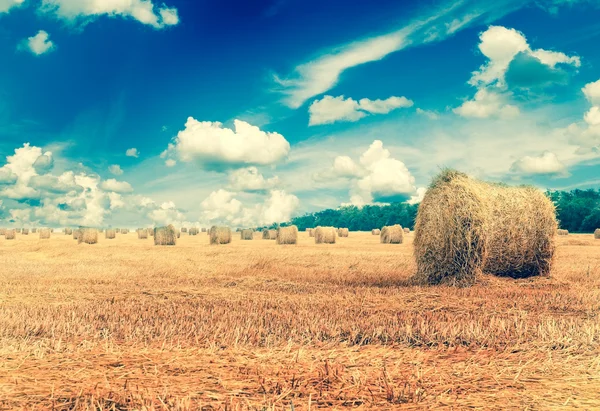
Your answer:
[276,225,298,245]
[380,225,403,244]
[315,226,336,244]
[414,170,557,285]
[557,229,569,236]
[241,229,253,240]
[39,228,51,239]
[78,228,98,244]
[154,225,177,246]
[138,228,148,239]
[22,228,29,235]
[210,226,232,245]
[372,229,381,235]
[338,228,349,237]
[594,229,600,239]
[5,229,16,240]
[105,229,116,239]
[64,228,73,235]
[403,227,410,234]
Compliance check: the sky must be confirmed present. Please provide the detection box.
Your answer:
[1,0,600,229]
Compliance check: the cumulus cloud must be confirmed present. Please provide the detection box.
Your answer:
[33,153,54,174]
[125,148,139,158]
[20,30,55,56]
[563,78,600,154]
[407,187,427,205]
[40,0,180,29]
[29,174,82,194]
[454,89,520,119]
[0,0,24,14]
[147,201,185,225]
[510,151,567,175]
[584,106,600,126]
[582,79,600,106]
[164,117,290,171]
[308,95,413,126]
[100,179,133,193]
[108,164,123,175]
[260,190,299,225]
[416,108,440,120]
[228,167,280,192]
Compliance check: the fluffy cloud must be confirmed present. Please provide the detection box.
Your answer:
[40,0,179,29]
[510,151,566,175]
[416,108,440,120]
[164,117,290,171]
[0,0,24,13]
[228,167,280,192]
[108,164,123,175]
[260,190,299,225]
[563,78,600,154]
[582,79,600,106]
[126,148,139,158]
[407,187,427,205]
[584,106,600,126]
[100,179,133,193]
[21,30,55,56]
[308,95,413,125]
[147,201,186,226]
[454,89,520,119]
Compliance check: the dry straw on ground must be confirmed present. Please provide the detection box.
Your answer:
[154,225,177,246]
[39,228,51,240]
[338,228,349,237]
[276,225,298,245]
[558,229,569,236]
[5,229,15,240]
[105,229,116,239]
[137,229,148,239]
[210,226,232,245]
[78,228,98,245]
[413,169,557,286]
[594,229,600,239]
[380,225,404,244]
[241,229,254,240]
[372,229,381,235]
[315,226,336,244]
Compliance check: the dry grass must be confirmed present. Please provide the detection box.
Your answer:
[0,233,599,410]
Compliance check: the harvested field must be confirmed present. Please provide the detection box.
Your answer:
[0,232,599,410]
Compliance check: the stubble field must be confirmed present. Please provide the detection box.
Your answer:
[0,231,599,410]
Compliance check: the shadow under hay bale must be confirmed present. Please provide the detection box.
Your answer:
[372,229,381,235]
[315,226,336,244]
[39,228,51,240]
[154,225,177,246]
[338,228,349,237]
[78,228,98,244]
[241,229,253,240]
[380,225,403,244]
[276,226,298,244]
[413,169,557,286]
[105,229,116,239]
[210,226,232,245]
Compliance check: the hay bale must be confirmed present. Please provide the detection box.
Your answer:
[189,228,198,236]
[64,228,73,235]
[22,229,29,235]
[201,228,207,232]
[413,170,557,286]
[315,226,336,244]
[50,229,54,233]
[73,230,81,240]
[338,228,349,237]
[241,229,254,240]
[307,228,315,237]
[557,229,569,236]
[262,229,277,240]
[154,225,177,246]
[138,228,148,239]
[0,228,6,236]
[15,228,21,233]
[78,228,98,244]
[31,228,37,234]
[105,229,116,239]
[210,226,232,245]
[372,229,381,235]
[594,229,600,239]
[403,227,410,234]
[380,225,403,244]
[276,225,298,245]
[181,227,187,233]
[5,229,16,240]
[39,228,51,239]
[148,228,154,236]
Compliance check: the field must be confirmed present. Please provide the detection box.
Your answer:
[0,231,599,410]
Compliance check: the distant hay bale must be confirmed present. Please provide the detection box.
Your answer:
[594,229,600,239]
[372,229,381,235]
[39,228,51,240]
[241,229,254,240]
[73,230,81,240]
[138,228,148,239]
[403,227,410,234]
[380,225,403,244]
[189,228,198,236]
[557,229,569,236]
[22,229,29,235]
[122,229,129,234]
[181,227,187,233]
[210,226,232,245]
[307,228,314,237]
[64,228,73,235]
[0,228,6,236]
[262,229,277,240]
[201,228,206,232]
[50,229,54,233]
[315,226,336,244]
[148,228,154,236]
[154,225,177,246]
[276,225,298,245]
[105,229,116,239]
[338,228,349,237]
[5,229,16,240]
[15,228,21,233]
[413,170,557,286]
[78,228,98,244]
[31,228,37,233]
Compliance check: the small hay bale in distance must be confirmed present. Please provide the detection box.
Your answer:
[403,227,410,234]
[380,225,403,244]
[154,225,177,246]
[148,228,154,236]
[105,229,116,239]
[241,229,254,240]
[413,169,557,286]
[64,228,73,235]
[22,228,29,235]
[39,228,51,240]
[31,228,37,233]
[0,228,6,236]
[338,228,349,237]
[15,228,21,233]
[189,227,198,236]
[276,225,298,245]
[5,229,16,240]
[314,226,336,244]
[78,228,98,244]
[210,226,232,245]
[557,229,569,236]
[181,227,188,233]
[262,229,277,240]
[138,228,148,239]
[73,230,81,240]
[307,228,315,237]
[594,229,600,239]
[372,229,381,235]
[201,228,206,232]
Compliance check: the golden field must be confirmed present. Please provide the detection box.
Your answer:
[0,231,599,410]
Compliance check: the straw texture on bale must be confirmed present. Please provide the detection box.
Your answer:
[403,227,410,234]
[39,228,51,240]
[594,229,600,239]
[338,228,349,237]
[241,229,254,240]
[413,170,557,286]
[64,228,73,235]
[148,228,154,236]
[210,226,232,245]
[137,229,148,239]
[154,225,177,246]
[372,229,381,235]
[78,228,98,244]
[22,229,29,235]
[5,229,16,240]
[314,226,336,244]
[276,225,298,245]
[105,229,116,239]
[557,229,569,236]
[189,228,198,236]
[380,225,403,244]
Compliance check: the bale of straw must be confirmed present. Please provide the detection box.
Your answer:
[276,226,298,245]
[181,227,188,233]
[210,226,232,245]
[557,229,569,236]
[39,228,51,240]
[105,229,116,239]
[261,229,277,240]
[15,228,21,233]
[22,229,29,235]
[73,230,81,240]
[403,227,410,234]
[189,228,198,236]
[338,228,349,237]
[31,228,37,233]
[413,170,557,286]
[594,229,600,239]
[64,228,73,235]
[201,228,207,232]
[5,229,16,240]
[50,229,54,233]
[154,225,177,246]
[307,228,314,237]
[380,225,403,244]
[0,228,6,236]
[138,228,148,239]
[315,226,336,244]
[148,228,154,236]
[372,229,381,235]
[78,228,98,244]
[241,229,254,240]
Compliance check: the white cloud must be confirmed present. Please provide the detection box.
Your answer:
[21,30,55,56]
[260,190,299,225]
[510,151,567,175]
[332,156,364,178]
[0,0,24,13]
[201,189,243,223]
[454,89,520,119]
[147,201,186,226]
[126,148,139,158]
[358,96,413,114]
[407,187,427,205]
[308,95,413,125]
[40,0,180,29]
[416,108,440,120]
[228,167,280,192]
[164,117,290,170]
[563,78,600,154]
[100,179,133,193]
[108,164,123,175]
[582,79,600,105]
[165,159,176,167]
[584,106,600,126]
[107,192,124,210]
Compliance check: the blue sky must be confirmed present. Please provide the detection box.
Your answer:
[1,0,599,228]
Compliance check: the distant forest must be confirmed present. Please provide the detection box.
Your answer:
[282,188,600,233]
